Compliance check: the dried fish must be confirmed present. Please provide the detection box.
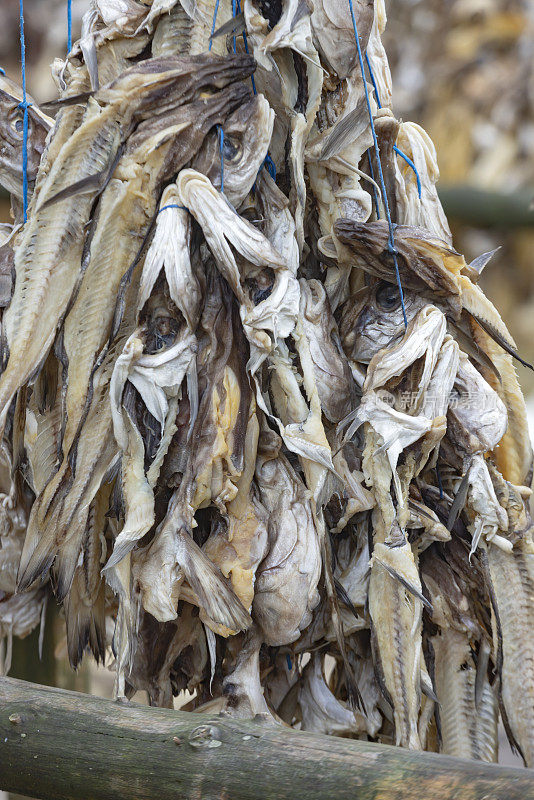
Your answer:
[1,0,532,766]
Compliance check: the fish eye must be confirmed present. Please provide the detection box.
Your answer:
[375,281,401,311]
[15,119,24,133]
[222,135,241,163]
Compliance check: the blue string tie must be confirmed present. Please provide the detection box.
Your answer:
[208,0,221,51]
[364,51,422,202]
[67,0,72,52]
[393,145,422,199]
[158,204,189,215]
[348,0,407,328]
[263,153,276,179]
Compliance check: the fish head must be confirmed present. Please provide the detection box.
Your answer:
[339,279,425,365]
[333,219,463,316]
[0,76,52,200]
[192,94,274,208]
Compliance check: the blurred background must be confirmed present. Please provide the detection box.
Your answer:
[0,0,533,785]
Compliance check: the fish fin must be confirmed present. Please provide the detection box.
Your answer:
[446,463,471,531]
[465,247,500,281]
[64,568,106,668]
[213,11,245,38]
[420,670,438,703]
[467,310,533,371]
[334,578,361,622]
[39,90,95,111]
[322,529,366,714]
[38,143,124,211]
[475,638,491,711]
[54,523,88,602]
[178,530,252,632]
[374,558,433,612]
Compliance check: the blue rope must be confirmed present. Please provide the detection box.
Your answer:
[393,145,422,199]
[365,51,422,203]
[67,0,72,52]
[18,0,29,223]
[0,67,5,75]
[208,0,221,51]
[365,52,382,108]
[286,653,292,671]
[218,125,225,193]
[158,204,188,214]
[348,0,407,328]
[263,153,276,179]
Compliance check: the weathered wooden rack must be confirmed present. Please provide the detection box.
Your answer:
[1,676,533,799]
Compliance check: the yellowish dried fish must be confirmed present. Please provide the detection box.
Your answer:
[253,428,321,645]
[486,540,534,766]
[369,538,424,750]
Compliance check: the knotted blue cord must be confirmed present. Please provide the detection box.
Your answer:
[67,0,72,52]
[348,0,407,327]
[263,153,276,179]
[365,52,382,107]
[393,145,422,199]
[365,51,422,201]
[19,0,30,223]
[208,0,221,51]
[158,204,188,214]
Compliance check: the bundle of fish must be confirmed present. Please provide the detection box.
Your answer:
[0,0,533,766]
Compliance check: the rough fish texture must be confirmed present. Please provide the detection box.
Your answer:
[0,0,532,765]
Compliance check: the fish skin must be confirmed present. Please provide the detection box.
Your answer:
[298,652,368,736]
[137,185,201,330]
[339,281,425,366]
[126,603,208,708]
[369,541,423,750]
[470,320,533,487]
[253,429,322,646]
[422,547,497,762]
[63,484,110,668]
[299,278,355,423]
[431,628,497,762]
[486,540,534,766]
[222,626,276,720]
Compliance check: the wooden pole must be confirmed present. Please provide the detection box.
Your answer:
[0,677,533,800]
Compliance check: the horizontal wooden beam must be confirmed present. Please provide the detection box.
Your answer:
[0,676,533,800]
[438,185,534,228]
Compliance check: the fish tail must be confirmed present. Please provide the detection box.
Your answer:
[178,529,252,632]
[64,572,106,668]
